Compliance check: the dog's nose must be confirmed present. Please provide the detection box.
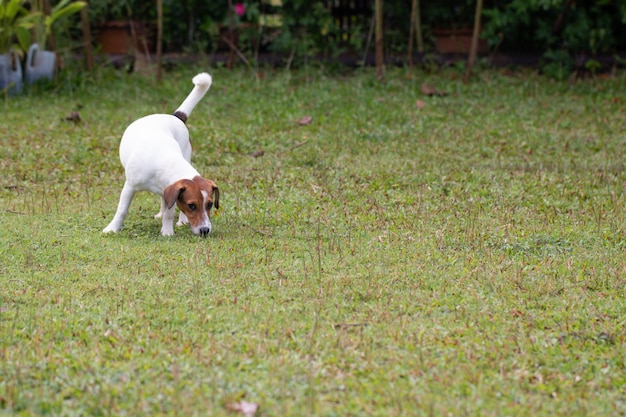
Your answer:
[199,227,211,237]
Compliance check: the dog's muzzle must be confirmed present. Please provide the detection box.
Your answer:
[198,226,211,237]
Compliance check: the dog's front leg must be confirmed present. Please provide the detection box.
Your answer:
[160,199,177,236]
[103,182,135,233]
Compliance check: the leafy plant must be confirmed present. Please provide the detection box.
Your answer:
[270,0,341,66]
[164,0,225,53]
[419,0,476,29]
[87,0,153,24]
[540,48,574,80]
[482,0,626,76]
[30,0,86,50]
[0,0,35,54]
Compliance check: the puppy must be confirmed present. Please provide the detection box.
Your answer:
[103,72,219,237]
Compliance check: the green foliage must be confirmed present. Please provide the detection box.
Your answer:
[30,0,86,49]
[81,0,626,70]
[270,0,341,64]
[540,48,574,80]
[165,0,226,53]
[87,0,153,23]
[482,0,626,76]
[0,0,35,54]
[418,0,476,28]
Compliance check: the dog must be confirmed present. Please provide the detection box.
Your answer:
[103,72,219,237]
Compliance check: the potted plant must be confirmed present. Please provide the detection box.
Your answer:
[90,0,154,55]
[24,0,86,84]
[0,0,34,94]
[424,0,487,54]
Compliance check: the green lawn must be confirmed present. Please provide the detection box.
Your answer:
[1,66,625,416]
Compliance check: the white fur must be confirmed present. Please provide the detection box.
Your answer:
[103,72,214,236]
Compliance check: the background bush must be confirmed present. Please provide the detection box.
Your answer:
[83,0,626,71]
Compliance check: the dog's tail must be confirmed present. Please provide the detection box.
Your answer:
[173,72,212,123]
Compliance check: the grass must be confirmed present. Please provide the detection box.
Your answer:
[1,64,625,416]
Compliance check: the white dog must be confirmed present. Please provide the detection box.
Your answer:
[103,72,219,237]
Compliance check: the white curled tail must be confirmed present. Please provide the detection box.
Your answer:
[174,72,212,120]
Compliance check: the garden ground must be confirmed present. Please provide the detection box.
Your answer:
[1,66,625,416]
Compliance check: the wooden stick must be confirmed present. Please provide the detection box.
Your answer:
[227,0,235,69]
[464,0,483,82]
[220,34,251,67]
[375,0,384,81]
[80,7,93,71]
[415,0,423,53]
[156,0,163,83]
[408,0,417,70]
[42,0,55,51]
[361,11,375,66]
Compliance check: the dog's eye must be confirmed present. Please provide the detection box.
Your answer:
[207,203,213,210]
[188,203,197,211]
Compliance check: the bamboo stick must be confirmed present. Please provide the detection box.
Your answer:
[464,0,483,82]
[375,0,384,81]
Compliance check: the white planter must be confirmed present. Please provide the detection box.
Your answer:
[0,52,23,95]
[25,43,56,84]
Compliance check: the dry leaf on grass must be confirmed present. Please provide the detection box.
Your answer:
[298,115,313,125]
[421,82,447,97]
[64,111,81,123]
[227,400,259,417]
[416,99,426,109]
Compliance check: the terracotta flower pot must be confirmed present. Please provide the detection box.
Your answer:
[432,28,488,54]
[96,20,152,54]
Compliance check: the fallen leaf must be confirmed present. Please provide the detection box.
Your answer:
[421,82,446,97]
[227,400,259,417]
[64,111,81,123]
[298,115,312,126]
[416,99,426,109]
[250,149,264,158]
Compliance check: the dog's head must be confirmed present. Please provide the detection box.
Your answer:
[163,176,220,237]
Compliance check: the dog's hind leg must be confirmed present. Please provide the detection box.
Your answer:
[103,182,135,233]
[176,212,189,227]
[156,201,188,227]
[154,198,166,219]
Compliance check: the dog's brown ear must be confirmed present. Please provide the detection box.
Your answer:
[212,185,220,210]
[163,180,188,209]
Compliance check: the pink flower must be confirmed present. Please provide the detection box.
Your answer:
[234,3,245,16]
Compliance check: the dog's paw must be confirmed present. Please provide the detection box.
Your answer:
[154,212,163,219]
[103,225,120,233]
[161,228,175,236]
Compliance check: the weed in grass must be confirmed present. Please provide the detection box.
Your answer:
[1,66,626,416]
